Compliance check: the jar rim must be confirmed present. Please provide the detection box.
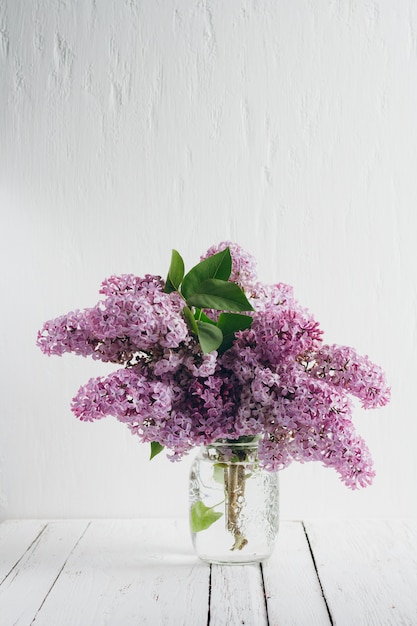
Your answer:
[206,435,260,449]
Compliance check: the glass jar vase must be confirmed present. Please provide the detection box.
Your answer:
[189,437,279,564]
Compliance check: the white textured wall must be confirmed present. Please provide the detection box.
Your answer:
[1,0,415,520]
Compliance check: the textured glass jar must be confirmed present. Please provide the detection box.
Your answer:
[189,438,279,564]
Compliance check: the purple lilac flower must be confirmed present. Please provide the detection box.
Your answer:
[36,310,97,358]
[255,366,376,488]
[37,243,391,490]
[201,241,258,290]
[72,361,243,460]
[37,275,188,363]
[301,344,391,409]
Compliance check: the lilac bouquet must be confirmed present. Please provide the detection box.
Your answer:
[37,242,390,490]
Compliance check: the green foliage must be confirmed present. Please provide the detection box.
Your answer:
[164,250,185,294]
[181,248,232,299]
[149,441,164,460]
[190,500,223,533]
[182,306,199,334]
[194,309,216,325]
[216,313,253,352]
[213,463,226,484]
[164,247,253,354]
[196,320,224,353]
[186,279,254,312]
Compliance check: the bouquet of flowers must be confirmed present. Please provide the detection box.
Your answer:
[37,242,390,492]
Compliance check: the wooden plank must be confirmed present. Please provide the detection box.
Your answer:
[3,518,415,626]
[210,563,268,625]
[0,520,89,625]
[0,520,46,583]
[33,518,210,626]
[262,521,331,625]
[304,519,417,626]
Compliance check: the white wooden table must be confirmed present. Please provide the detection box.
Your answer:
[0,519,416,625]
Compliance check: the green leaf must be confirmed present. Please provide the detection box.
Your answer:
[196,320,223,354]
[190,500,223,533]
[181,248,232,299]
[164,249,185,294]
[194,308,216,324]
[213,463,226,484]
[217,312,253,352]
[182,306,199,334]
[186,279,254,312]
[164,276,176,294]
[149,441,164,460]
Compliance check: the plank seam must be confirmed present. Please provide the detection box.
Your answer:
[259,562,270,626]
[302,522,334,626]
[206,563,212,626]
[0,524,47,586]
[30,521,91,625]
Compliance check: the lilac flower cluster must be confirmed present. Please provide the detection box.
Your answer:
[37,275,188,364]
[202,242,258,290]
[37,243,390,489]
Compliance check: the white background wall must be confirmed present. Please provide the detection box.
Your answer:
[1,0,415,521]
